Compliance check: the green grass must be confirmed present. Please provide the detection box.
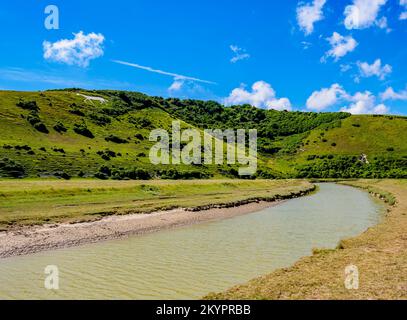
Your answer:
[299,115,407,157]
[1,90,406,179]
[0,90,254,178]
[0,179,314,230]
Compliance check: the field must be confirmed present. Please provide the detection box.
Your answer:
[0,179,314,231]
[206,179,407,300]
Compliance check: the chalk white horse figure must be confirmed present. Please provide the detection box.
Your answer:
[77,93,107,104]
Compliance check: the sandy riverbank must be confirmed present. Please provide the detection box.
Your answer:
[0,200,281,259]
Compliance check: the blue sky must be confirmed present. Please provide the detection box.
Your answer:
[0,0,406,114]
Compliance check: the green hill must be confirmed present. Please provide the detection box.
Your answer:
[0,89,406,179]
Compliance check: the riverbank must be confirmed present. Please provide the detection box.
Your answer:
[206,179,407,300]
[0,179,315,258]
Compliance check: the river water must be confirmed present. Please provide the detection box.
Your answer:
[0,183,384,299]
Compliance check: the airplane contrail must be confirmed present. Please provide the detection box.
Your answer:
[112,60,217,85]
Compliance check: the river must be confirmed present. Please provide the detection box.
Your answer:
[0,183,384,299]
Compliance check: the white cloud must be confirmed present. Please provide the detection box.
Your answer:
[341,91,389,114]
[380,86,407,100]
[344,0,388,29]
[306,83,347,111]
[373,104,390,114]
[224,81,292,111]
[301,41,312,49]
[306,83,390,114]
[400,0,407,20]
[43,31,105,67]
[357,59,392,80]
[340,64,352,72]
[230,45,250,63]
[113,60,216,85]
[267,97,292,111]
[296,0,326,35]
[168,78,184,92]
[323,32,358,62]
[341,91,390,114]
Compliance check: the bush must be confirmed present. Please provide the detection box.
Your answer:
[27,111,49,133]
[69,104,85,116]
[0,158,26,178]
[89,113,112,126]
[387,147,394,152]
[111,167,152,180]
[97,149,117,161]
[135,133,145,140]
[53,121,67,133]
[129,116,152,128]
[33,122,49,133]
[54,171,71,180]
[331,142,337,147]
[16,99,39,111]
[98,165,111,176]
[14,145,31,151]
[73,123,94,138]
[105,135,129,144]
[52,148,65,154]
[157,168,210,180]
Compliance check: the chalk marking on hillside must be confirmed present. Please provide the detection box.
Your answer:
[77,93,107,104]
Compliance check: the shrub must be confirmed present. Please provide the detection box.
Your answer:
[111,167,152,180]
[54,171,71,180]
[135,133,145,140]
[16,99,39,111]
[129,117,152,128]
[14,145,31,151]
[99,165,112,176]
[53,121,67,133]
[94,172,109,179]
[69,104,85,116]
[52,148,65,154]
[89,113,112,126]
[331,142,337,147]
[33,122,49,133]
[105,135,129,144]
[387,147,394,152]
[97,149,117,161]
[0,158,26,178]
[27,111,49,133]
[73,123,94,138]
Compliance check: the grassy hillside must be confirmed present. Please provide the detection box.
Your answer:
[0,90,253,179]
[0,89,406,179]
